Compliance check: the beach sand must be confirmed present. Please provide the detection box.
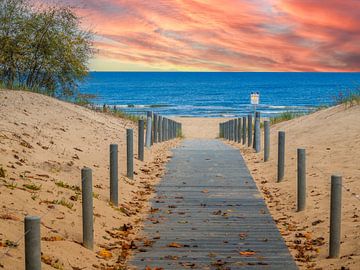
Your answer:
[176,105,360,270]
[173,117,229,139]
[1,89,359,270]
[0,90,179,269]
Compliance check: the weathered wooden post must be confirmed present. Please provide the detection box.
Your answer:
[81,167,93,250]
[231,119,236,141]
[145,111,152,148]
[161,117,165,141]
[329,175,342,258]
[25,216,41,270]
[247,114,252,147]
[234,119,238,142]
[277,131,285,182]
[254,112,261,152]
[237,118,242,143]
[165,118,169,141]
[158,116,163,142]
[225,121,229,140]
[297,148,306,211]
[170,120,173,139]
[127,129,134,179]
[229,120,232,141]
[153,114,158,143]
[110,144,118,206]
[138,120,144,161]
[158,115,162,141]
[264,120,270,162]
[242,117,247,145]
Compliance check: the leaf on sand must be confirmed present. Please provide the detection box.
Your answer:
[239,250,256,256]
[97,249,112,259]
[168,242,183,248]
[295,232,312,239]
[41,236,64,241]
[0,213,19,221]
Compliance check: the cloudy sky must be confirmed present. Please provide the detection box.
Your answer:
[53,0,360,71]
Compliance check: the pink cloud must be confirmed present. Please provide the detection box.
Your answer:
[47,0,360,71]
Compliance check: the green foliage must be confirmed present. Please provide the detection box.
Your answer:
[270,111,304,125]
[23,182,42,190]
[2,179,17,189]
[55,180,80,192]
[0,0,94,98]
[333,88,360,108]
[74,93,97,106]
[47,198,74,209]
[106,106,144,123]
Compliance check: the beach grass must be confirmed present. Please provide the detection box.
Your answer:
[334,89,360,108]
[270,111,305,125]
[111,109,143,123]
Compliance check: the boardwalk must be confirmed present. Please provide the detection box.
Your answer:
[130,139,297,269]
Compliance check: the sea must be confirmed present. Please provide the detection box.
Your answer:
[78,72,360,118]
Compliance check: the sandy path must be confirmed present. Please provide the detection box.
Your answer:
[173,117,227,139]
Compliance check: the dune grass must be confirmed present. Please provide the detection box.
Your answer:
[270,111,305,125]
[334,89,360,108]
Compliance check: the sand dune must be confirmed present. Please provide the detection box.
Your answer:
[0,90,179,269]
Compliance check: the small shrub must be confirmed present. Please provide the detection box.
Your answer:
[53,198,74,209]
[55,181,80,192]
[23,182,42,191]
[3,180,17,190]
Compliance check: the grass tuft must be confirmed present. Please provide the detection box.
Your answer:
[55,181,80,192]
[334,89,360,108]
[52,198,74,209]
[23,182,42,191]
[270,111,305,125]
[3,180,17,190]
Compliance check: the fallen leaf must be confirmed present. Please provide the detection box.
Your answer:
[97,249,112,259]
[41,236,64,241]
[167,242,183,248]
[239,250,256,256]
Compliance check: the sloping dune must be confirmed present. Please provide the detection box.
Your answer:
[0,90,178,269]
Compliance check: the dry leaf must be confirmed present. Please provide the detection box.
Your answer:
[97,249,112,259]
[239,250,256,256]
[168,242,183,248]
[41,236,64,241]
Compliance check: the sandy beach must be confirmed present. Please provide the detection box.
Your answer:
[0,90,179,269]
[176,105,360,270]
[1,89,359,270]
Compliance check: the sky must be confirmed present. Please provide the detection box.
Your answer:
[51,0,360,71]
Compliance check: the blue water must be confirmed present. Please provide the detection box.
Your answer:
[78,72,360,117]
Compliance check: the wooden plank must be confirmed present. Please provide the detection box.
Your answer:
[129,139,297,269]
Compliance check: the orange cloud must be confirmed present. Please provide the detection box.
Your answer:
[49,0,360,71]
